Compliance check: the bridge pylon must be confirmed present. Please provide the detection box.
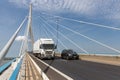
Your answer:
[25,4,34,52]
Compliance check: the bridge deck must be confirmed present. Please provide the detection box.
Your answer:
[19,54,42,80]
[29,53,120,80]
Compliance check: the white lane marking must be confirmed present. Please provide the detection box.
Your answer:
[31,55,74,80]
[28,54,49,80]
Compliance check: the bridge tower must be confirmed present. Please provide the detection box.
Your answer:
[25,4,34,52]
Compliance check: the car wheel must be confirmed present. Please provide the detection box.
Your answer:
[61,55,64,59]
[76,57,79,60]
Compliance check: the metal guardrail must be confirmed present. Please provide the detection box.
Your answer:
[9,58,23,80]
[0,58,16,74]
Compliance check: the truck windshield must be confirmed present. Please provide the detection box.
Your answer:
[40,44,55,49]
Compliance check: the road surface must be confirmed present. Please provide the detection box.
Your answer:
[30,54,120,80]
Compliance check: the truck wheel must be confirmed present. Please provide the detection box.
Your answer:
[40,57,43,60]
[51,57,55,60]
[38,54,41,58]
[66,56,69,60]
[34,53,37,57]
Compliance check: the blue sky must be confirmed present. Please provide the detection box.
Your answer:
[0,0,120,57]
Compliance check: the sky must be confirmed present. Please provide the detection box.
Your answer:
[0,0,120,57]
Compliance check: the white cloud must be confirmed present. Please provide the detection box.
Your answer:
[61,0,97,15]
[9,0,120,19]
[15,36,26,41]
[9,0,27,7]
[8,0,96,13]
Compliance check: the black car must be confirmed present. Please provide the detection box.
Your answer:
[61,49,79,60]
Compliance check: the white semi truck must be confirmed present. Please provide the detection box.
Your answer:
[33,38,56,59]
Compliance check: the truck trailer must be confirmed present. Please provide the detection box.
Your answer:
[33,38,56,59]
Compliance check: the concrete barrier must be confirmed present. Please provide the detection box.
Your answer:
[55,53,120,66]
[28,54,49,80]
[80,54,120,66]
[80,54,120,60]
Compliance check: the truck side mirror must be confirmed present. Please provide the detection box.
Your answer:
[40,46,42,49]
[54,45,57,49]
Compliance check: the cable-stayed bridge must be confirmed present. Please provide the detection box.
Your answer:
[0,4,120,80]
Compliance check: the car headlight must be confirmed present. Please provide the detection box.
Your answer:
[68,54,72,56]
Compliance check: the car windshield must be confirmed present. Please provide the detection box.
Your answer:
[67,50,77,54]
[40,44,55,49]
[68,50,75,54]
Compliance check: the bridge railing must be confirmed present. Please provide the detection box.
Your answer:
[0,58,16,74]
[9,56,23,80]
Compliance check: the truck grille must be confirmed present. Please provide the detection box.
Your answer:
[46,51,52,54]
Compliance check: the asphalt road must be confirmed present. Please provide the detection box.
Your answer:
[30,54,120,80]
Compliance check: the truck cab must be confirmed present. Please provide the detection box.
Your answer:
[33,38,56,59]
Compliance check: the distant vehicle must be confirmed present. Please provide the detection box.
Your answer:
[33,38,57,59]
[61,49,79,60]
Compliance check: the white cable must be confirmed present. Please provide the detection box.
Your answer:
[19,22,28,57]
[42,24,50,38]
[40,13,120,31]
[42,23,56,41]
[49,20,120,54]
[40,19,68,49]
[0,16,27,62]
[40,17,89,54]
[43,23,68,49]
